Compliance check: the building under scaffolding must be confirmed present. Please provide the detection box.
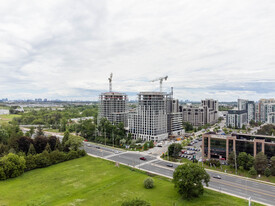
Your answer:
[98,92,128,127]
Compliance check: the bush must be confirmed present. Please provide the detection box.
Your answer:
[121,198,150,206]
[49,150,66,164]
[264,168,271,177]
[0,166,6,180]
[248,167,257,176]
[144,177,154,189]
[35,151,51,168]
[25,155,37,171]
[1,153,26,178]
[77,149,87,157]
[66,150,79,160]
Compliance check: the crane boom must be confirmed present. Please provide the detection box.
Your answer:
[150,76,168,92]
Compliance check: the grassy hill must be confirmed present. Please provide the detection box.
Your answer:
[0,156,261,206]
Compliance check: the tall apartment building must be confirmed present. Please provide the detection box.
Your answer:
[98,92,128,127]
[182,99,219,126]
[128,92,168,141]
[226,110,247,128]
[256,99,275,122]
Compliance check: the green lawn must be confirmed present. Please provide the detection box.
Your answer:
[0,156,262,206]
[0,114,21,124]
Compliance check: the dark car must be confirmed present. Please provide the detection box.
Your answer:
[166,163,173,167]
[212,175,221,179]
[140,157,146,160]
[95,146,100,149]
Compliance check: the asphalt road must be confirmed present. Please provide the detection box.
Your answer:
[84,142,275,206]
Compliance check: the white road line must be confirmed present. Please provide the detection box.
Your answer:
[105,151,128,159]
[136,159,158,167]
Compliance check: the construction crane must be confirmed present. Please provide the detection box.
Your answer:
[151,76,168,92]
[108,73,113,92]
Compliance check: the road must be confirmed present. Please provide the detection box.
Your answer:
[84,142,275,206]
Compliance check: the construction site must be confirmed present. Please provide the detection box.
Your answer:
[98,74,183,141]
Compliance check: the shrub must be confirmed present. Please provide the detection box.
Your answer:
[248,167,257,176]
[121,198,151,206]
[49,150,66,164]
[1,153,26,178]
[144,177,154,189]
[35,151,51,168]
[25,155,37,171]
[77,149,87,157]
[264,168,271,177]
[0,165,6,180]
[66,150,79,160]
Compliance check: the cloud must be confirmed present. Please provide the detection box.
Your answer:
[0,0,275,101]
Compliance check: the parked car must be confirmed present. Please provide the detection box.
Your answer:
[96,146,100,149]
[166,163,173,167]
[87,143,92,147]
[140,157,146,160]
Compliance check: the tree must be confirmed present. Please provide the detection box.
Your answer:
[121,198,150,206]
[24,154,36,171]
[264,168,271,177]
[254,152,268,174]
[271,156,275,176]
[237,152,248,169]
[48,136,58,151]
[168,143,182,158]
[65,135,84,151]
[248,167,257,176]
[34,151,51,168]
[227,152,236,168]
[0,128,9,144]
[29,127,35,137]
[17,136,33,154]
[45,143,52,153]
[36,126,44,137]
[183,122,193,132]
[246,154,254,170]
[34,136,48,154]
[144,177,154,189]
[173,164,210,199]
[149,140,154,148]
[28,143,36,155]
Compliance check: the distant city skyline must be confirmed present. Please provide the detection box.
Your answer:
[1,1,275,101]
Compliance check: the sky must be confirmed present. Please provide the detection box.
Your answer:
[0,0,275,101]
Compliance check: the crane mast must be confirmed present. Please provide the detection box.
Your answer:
[108,73,113,92]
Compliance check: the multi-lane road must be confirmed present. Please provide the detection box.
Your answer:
[84,142,275,206]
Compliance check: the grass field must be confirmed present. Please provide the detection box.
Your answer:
[0,156,262,206]
[0,114,21,124]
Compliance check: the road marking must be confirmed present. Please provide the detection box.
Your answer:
[211,179,275,198]
[105,151,128,159]
[150,163,175,171]
[136,159,158,167]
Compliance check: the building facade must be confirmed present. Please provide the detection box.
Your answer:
[98,92,128,127]
[226,110,247,128]
[128,92,168,141]
[202,133,275,160]
[182,99,219,126]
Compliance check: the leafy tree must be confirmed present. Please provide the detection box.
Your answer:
[36,126,44,137]
[183,122,193,132]
[264,168,271,177]
[0,128,9,144]
[121,198,150,206]
[246,154,254,170]
[144,177,154,189]
[45,143,52,153]
[28,143,36,155]
[248,167,257,176]
[34,136,48,154]
[254,152,268,174]
[48,136,58,151]
[65,135,84,151]
[143,142,148,150]
[35,151,51,168]
[29,127,35,137]
[237,152,248,169]
[49,150,66,164]
[227,152,236,168]
[168,143,182,157]
[149,140,154,148]
[17,136,33,154]
[173,164,210,199]
[1,153,26,178]
[62,131,70,146]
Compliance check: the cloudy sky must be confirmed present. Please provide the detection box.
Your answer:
[0,0,275,101]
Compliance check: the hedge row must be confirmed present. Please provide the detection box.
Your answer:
[0,149,86,180]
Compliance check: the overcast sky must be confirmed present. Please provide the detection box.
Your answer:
[1,0,275,101]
